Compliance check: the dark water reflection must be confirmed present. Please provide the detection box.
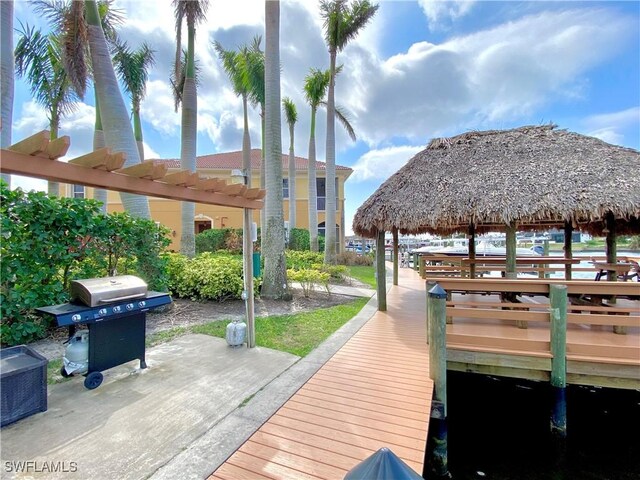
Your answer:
[446,372,640,480]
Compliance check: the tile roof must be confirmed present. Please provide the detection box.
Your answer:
[154,149,352,172]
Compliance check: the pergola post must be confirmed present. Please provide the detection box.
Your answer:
[392,227,399,286]
[376,229,387,311]
[563,221,573,280]
[243,206,255,348]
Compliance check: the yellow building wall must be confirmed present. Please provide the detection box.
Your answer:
[94,168,349,251]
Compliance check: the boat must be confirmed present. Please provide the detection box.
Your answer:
[413,239,541,257]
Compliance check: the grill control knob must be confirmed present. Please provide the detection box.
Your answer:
[98,308,107,316]
[72,314,82,322]
[138,301,146,308]
[126,303,134,311]
[112,306,122,313]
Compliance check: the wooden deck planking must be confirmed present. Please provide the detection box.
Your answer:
[210,267,432,479]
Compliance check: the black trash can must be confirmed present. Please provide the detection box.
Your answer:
[1,345,48,427]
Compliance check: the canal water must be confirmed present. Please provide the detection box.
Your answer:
[446,371,640,479]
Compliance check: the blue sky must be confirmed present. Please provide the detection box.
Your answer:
[9,0,640,235]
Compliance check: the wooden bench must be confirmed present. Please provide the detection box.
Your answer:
[427,277,640,333]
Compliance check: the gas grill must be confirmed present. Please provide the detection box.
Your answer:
[36,275,172,390]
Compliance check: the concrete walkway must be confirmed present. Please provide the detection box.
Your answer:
[1,275,383,480]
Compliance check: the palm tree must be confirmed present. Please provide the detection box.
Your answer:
[320,0,378,264]
[35,0,125,213]
[62,0,151,218]
[173,0,209,257]
[303,67,356,252]
[282,97,297,237]
[1,0,14,187]
[213,41,252,184]
[261,0,289,300]
[15,24,79,196]
[113,41,155,161]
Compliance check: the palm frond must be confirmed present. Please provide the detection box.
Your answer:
[114,41,155,103]
[60,0,88,98]
[31,0,69,30]
[173,0,209,27]
[282,97,297,126]
[320,101,356,141]
[303,67,330,107]
[245,36,265,107]
[96,0,125,47]
[320,0,378,52]
[213,40,245,96]
[14,22,54,107]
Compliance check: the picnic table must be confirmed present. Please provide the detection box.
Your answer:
[592,261,639,281]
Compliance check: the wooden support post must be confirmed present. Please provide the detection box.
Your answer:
[425,280,437,344]
[505,223,525,328]
[468,223,476,279]
[243,206,255,348]
[605,212,625,334]
[392,227,399,286]
[427,283,449,478]
[549,284,567,437]
[413,252,418,271]
[376,229,387,312]
[563,222,573,280]
[419,255,425,278]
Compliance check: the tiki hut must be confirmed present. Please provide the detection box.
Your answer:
[353,125,640,237]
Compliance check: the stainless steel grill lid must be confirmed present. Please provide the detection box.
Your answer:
[70,275,148,307]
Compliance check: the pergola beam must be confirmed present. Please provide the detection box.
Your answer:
[0,149,264,209]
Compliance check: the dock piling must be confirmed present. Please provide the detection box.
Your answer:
[550,284,568,437]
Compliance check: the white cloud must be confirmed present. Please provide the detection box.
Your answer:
[583,107,640,146]
[350,145,424,182]
[341,8,636,146]
[418,0,477,29]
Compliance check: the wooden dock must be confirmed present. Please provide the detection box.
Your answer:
[210,265,639,479]
[210,267,432,479]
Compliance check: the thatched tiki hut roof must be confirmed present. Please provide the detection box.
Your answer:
[353,125,640,237]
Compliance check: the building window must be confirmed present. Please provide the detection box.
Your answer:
[318,222,340,249]
[316,178,338,211]
[283,178,289,199]
[73,184,85,199]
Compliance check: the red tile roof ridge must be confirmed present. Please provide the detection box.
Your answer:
[151,148,352,171]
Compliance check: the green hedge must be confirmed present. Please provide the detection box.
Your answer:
[166,252,260,301]
[0,182,170,346]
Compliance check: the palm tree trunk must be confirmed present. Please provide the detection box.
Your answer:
[93,90,108,213]
[308,108,319,252]
[261,0,289,300]
[179,20,198,257]
[85,1,150,219]
[1,0,13,187]
[48,111,60,196]
[288,121,296,234]
[324,49,337,264]
[133,99,144,161]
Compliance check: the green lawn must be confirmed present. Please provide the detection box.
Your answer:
[192,297,368,357]
[347,265,376,288]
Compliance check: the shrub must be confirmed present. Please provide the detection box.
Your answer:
[311,263,349,280]
[287,269,330,297]
[336,251,374,266]
[289,228,310,250]
[0,182,170,346]
[195,229,227,253]
[167,252,260,301]
[286,250,324,270]
[224,229,242,253]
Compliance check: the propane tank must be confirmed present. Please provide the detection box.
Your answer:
[63,329,89,375]
[225,319,246,347]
